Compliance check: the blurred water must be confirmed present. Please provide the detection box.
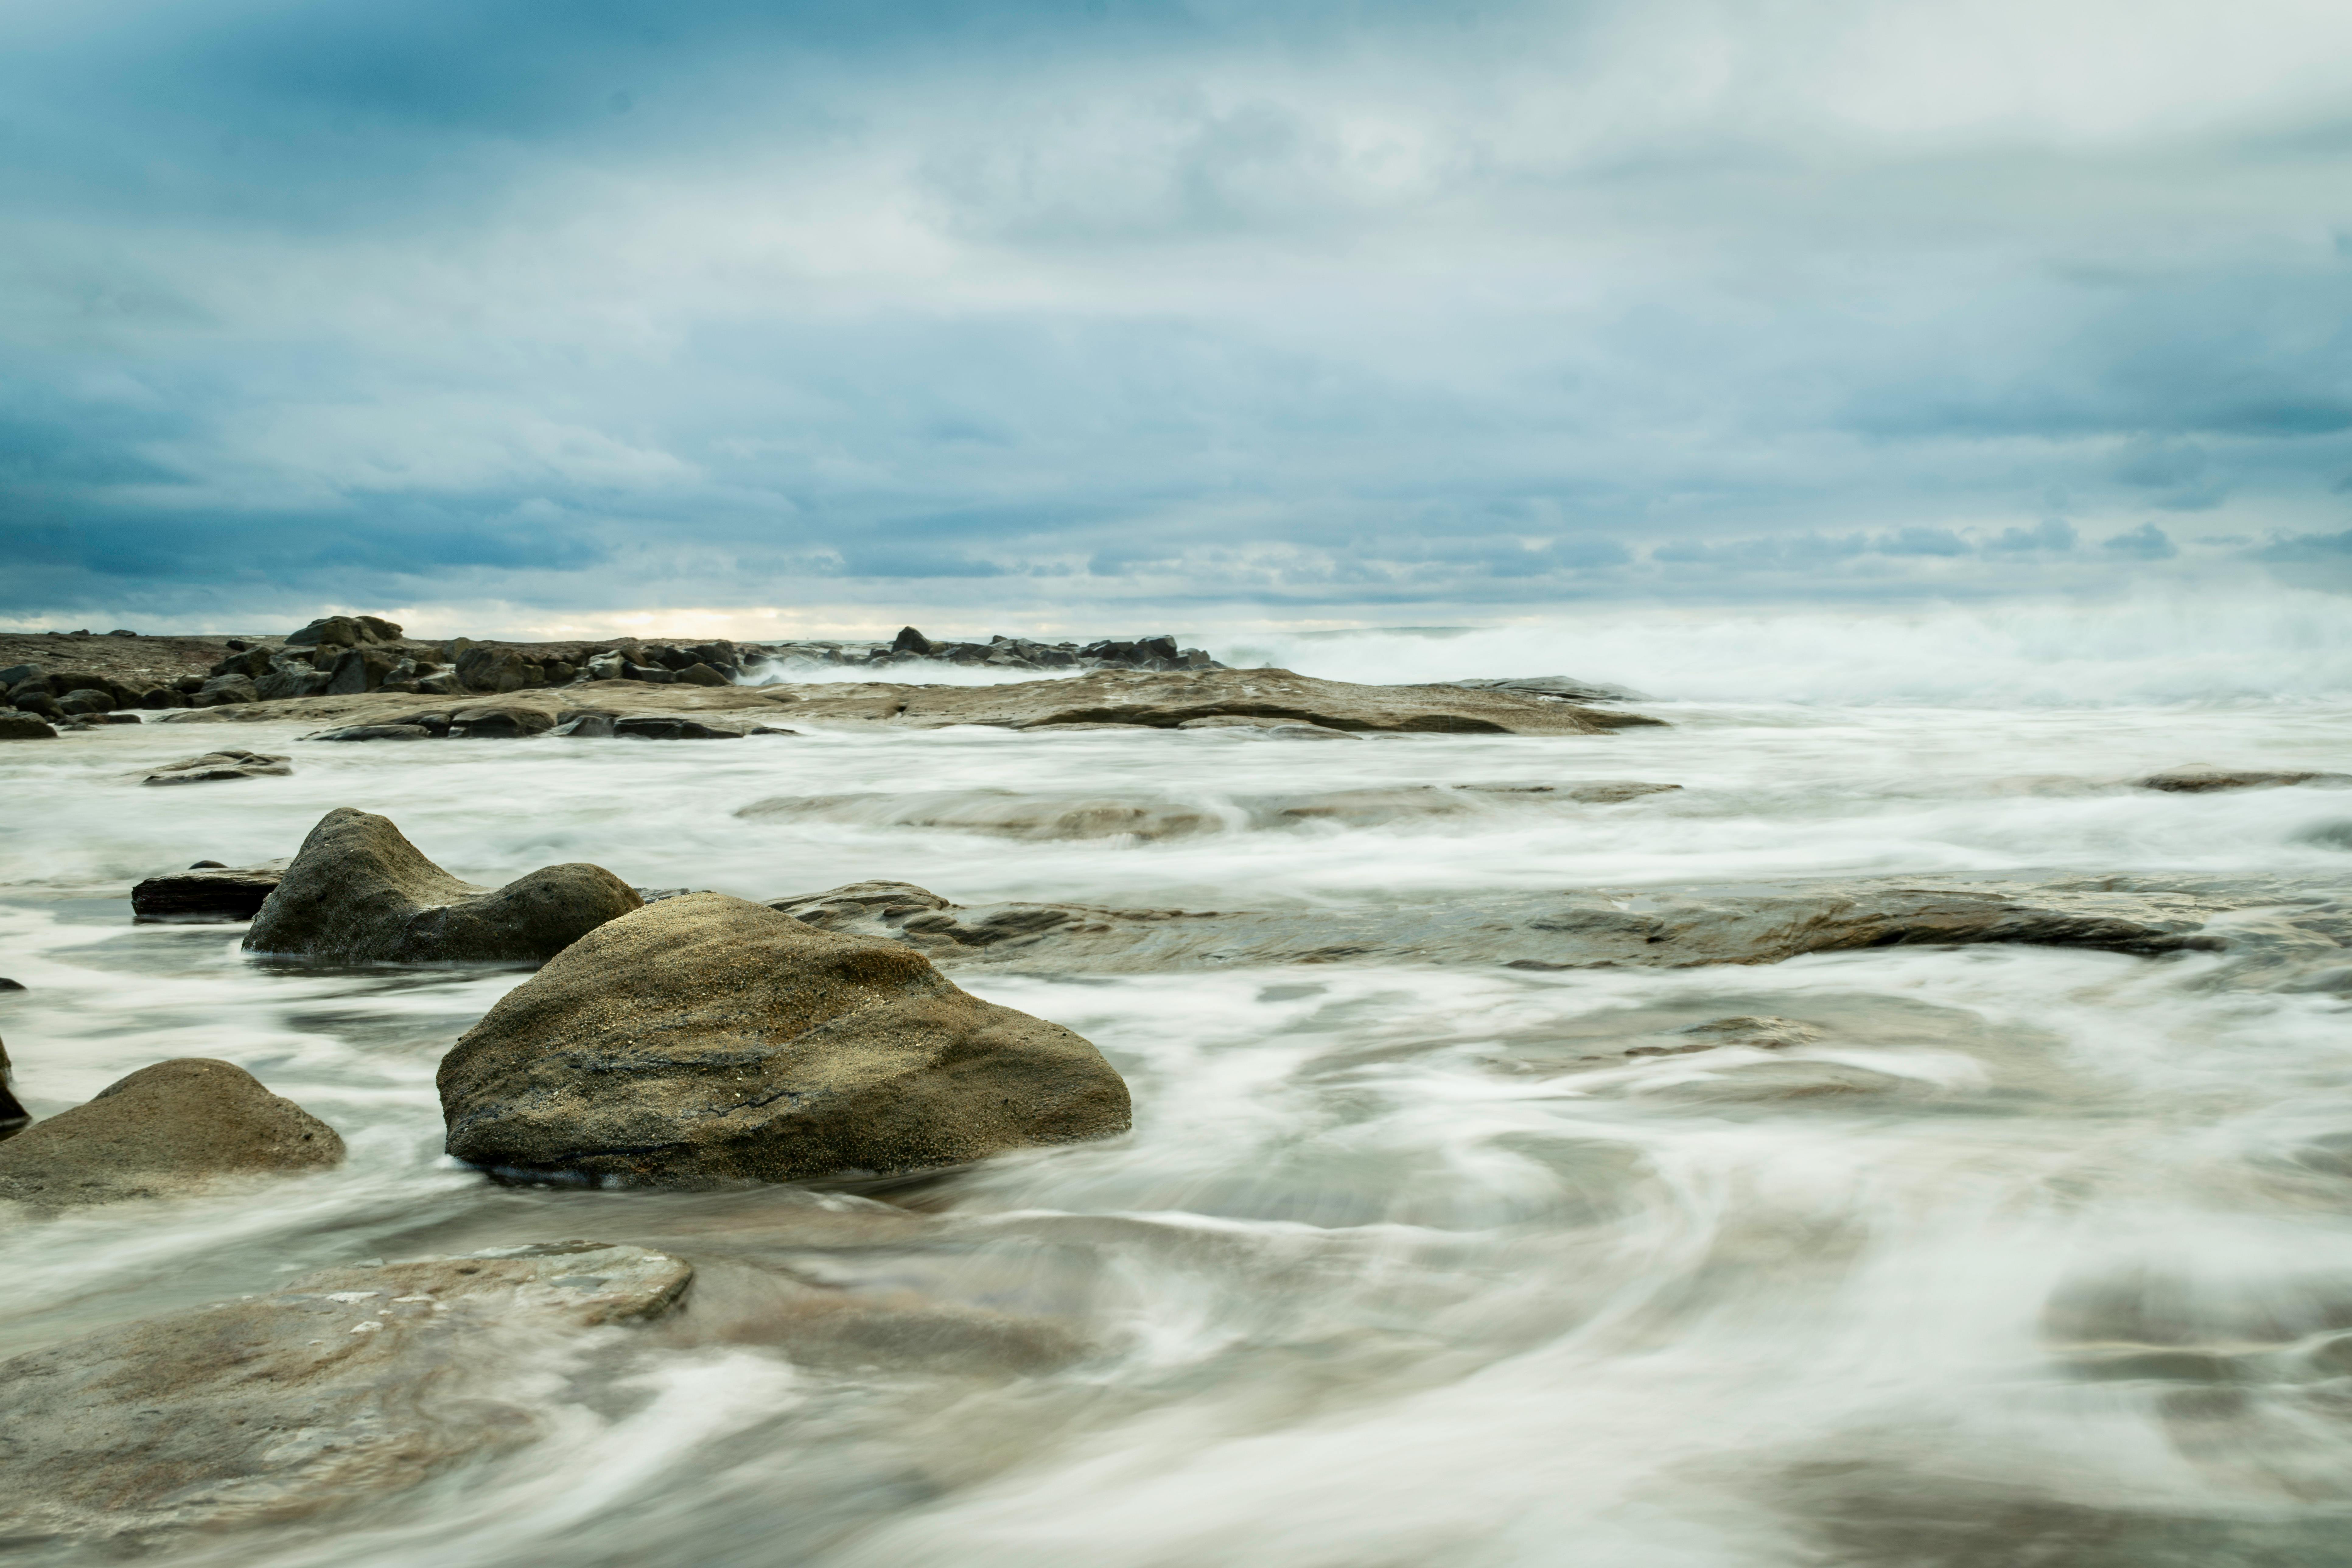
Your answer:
[1,695,2350,1566]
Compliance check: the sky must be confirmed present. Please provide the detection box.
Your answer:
[3,0,2351,639]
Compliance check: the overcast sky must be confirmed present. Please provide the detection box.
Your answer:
[4,0,2350,636]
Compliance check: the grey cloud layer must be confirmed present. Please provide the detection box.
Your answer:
[4,0,2350,625]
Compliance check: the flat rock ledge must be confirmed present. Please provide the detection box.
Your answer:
[154,667,1664,736]
[0,1242,690,1543]
[0,1059,343,1207]
[439,891,1131,1187]
[245,808,642,964]
[767,874,2255,975]
[2135,767,2352,793]
[133,859,291,922]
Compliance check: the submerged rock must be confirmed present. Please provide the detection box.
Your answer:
[244,808,642,964]
[438,891,1131,1186]
[0,1241,688,1542]
[304,723,434,741]
[0,1059,343,1206]
[132,859,291,922]
[2137,768,2352,793]
[138,748,292,786]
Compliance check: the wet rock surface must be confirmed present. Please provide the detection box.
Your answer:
[244,808,642,964]
[0,1059,344,1207]
[765,873,2306,974]
[2136,767,2352,793]
[438,891,1132,1187]
[0,712,59,740]
[0,1031,25,1136]
[0,1242,690,1542]
[138,747,292,785]
[131,858,291,922]
[776,667,1662,734]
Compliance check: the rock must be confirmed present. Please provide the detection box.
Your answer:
[53,689,114,717]
[437,891,1131,1186]
[674,661,731,687]
[2137,768,2352,793]
[447,706,556,739]
[761,874,2233,975]
[0,1242,689,1541]
[1451,675,1647,702]
[138,749,292,786]
[193,674,258,708]
[285,614,402,648]
[455,646,540,693]
[414,670,460,696]
[303,723,433,742]
[245,808,642,964]
[622,662,677,683]
[255,653,335,701]
[0,1059,343,1206]
[777,667,1664,735]
[132,860,291,922]
[614,715,744,739]
[0,663,40,688]
[0,977,22,989]
[325,646,401,695]
[892,625,935,656]
[0,1033,26,1137]
[549,712,616,737]
[0,713,58,741]
[1626,1015,1825,1058]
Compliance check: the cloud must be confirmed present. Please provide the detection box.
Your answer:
[4,0,2352,626]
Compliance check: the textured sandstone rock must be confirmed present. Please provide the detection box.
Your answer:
[0,1058,343,1206]
[243,808,641,964]
[439,891,1131,1186]
[138,748,291,786]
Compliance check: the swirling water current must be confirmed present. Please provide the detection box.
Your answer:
[2,691,2351,1567]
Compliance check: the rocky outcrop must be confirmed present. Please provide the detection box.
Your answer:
[285,614,404,648]
[742,627,1216,677]
[438,891,1131,1186]
[132,859,290,922]
[138,748,291,786]
[772,667,1663,734]
[2137,768,2352,793]
[0,1241,689,1542]
[0,712,57,740]
[1449,675,1648,702]
[243,808,642,964]
[0,1059,343,1206]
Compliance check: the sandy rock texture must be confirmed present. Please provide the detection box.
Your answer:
[245,808,641,964]
[439,891,1131,1187]
[0,1242,691,1542]
[0,1059,343,1206]
[153,667,1664,735]
[132,859,290,922]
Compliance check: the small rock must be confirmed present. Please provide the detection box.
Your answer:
[673,661,730,687]
[0,713,58,741]
[614,716,742,740]
[1627,1016,1826,1058]
[138,749,292,786]
[549,712,617,737]
[285,614,402,648]
[0,1059,344,1207]
[132,860,290,922]
[244,808,641,964]
[303,723,434,742]
[0,1033,26,1137]
[438,891,1131,1186]
[447,706,556,739]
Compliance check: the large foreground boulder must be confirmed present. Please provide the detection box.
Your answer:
[0,1059,343,1206]
[439,891,1131,1186]
[244,808,642,963]
[0,1242,688,1542]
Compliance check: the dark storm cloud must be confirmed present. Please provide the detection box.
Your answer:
[4,0,2352,627]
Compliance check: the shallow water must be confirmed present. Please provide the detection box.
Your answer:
[3,695,2351,1566]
